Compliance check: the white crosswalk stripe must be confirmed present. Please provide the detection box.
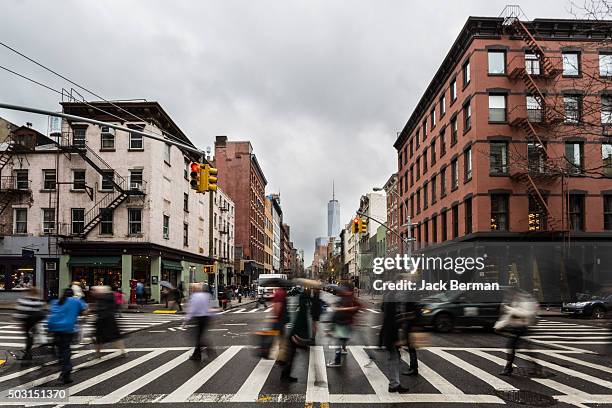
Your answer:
[525,319,612,349]
[0,345,609,406]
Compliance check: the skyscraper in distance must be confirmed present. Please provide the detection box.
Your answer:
[327,181,340,238]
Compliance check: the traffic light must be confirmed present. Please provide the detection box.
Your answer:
[201,164,218,192]
[352,217,360,234]
[359,218,368,234]
[190,162,202,192]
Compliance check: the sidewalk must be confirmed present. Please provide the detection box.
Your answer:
[0,297,258,313]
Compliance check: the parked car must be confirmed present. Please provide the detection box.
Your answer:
[561,293,611,319]
[416,289,506,332]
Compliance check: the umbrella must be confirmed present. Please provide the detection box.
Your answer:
[159,280,174,289]
[296,278,323,289]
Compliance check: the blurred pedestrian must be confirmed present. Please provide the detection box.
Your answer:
[327,285,360,367]
[185,283,213,361]
[71,281,84,299]
[92,286,125,358]
[13,287,46,360]
[309,288,324,342]
[136,280,145,310]
[113,286,124,317]
[380,291,409,393]
[174,282,184,312]
[401,300,419,376]
[47,288,87,384]
[495,289,539,376]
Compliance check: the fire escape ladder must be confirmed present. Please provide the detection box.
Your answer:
[517,117,548,153]
[0,176,30,217]
[511,19,556,77]
[80,185,128,238]
[521,172,563,231]
[0,141,15,172]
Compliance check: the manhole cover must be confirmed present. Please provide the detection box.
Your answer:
[495,390,557,407]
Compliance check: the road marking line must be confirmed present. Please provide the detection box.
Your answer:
[328,394,505,404]
[231,358,275,402]
[465,349,516,368]
[533,379,612,406]
[428,349,516,391]
[306,345,329,402]
[0,342,25,347]
[209,329,228,332]
[516,352,612,389]
[528,336,612,340]
[222,323,248,326]
[405,352,464,394]
[0,336,25,340]
[92,350,193,404]
[0,350,93,384]
[547,352,612,373]
[230,308,248,314]
[148,330,165,333]
[365,309,380,314]
[68,349,165,396]
[161,345,242,403]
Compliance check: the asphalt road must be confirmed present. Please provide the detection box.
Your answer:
[0,296,610,408]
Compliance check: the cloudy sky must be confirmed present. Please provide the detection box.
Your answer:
[1,0,579,264]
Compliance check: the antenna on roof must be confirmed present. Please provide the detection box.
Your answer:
[499,5,528,24]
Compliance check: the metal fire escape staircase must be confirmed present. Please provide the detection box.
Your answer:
[506,18,565,232]
[0,136,32,220]
[57,132,145,238]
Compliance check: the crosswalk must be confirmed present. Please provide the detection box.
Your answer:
[0,344,610,406]
[525,319,612,350]
[0,314,183,351]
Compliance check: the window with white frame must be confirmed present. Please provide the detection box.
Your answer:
[602,96,612,125]
[562,52,580,76]
[42,208,55,233]
[603,143,612,178]
[183,223,189,246]
[129,132,144,150]
[72,128,86,148]
[464,147,472,181]
[525,52,540,75]
[163,215,170,239]
[564,95,581,123]
[488,50,505,74]
[71,208,84,235]
[42,169,56,190]
[100,209,113,235]
[128,208,142,234]
[100,170,114,191]
[15,170,28,190]
[164,143,171,164]
[14,208,27,234]
[488,94,506,122]
[565,142,584,174]
[527,95,543,122]
[129,169,143,191]
[101,132,115,150]
[599,52,612,77]
[72,170,86,190]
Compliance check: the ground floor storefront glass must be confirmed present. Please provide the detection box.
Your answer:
[0,259,36,290]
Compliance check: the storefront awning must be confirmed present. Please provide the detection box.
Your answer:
[68,256,121,267]
[161,259,183,271]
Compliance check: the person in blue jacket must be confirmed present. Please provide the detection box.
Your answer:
[47,287,87,384]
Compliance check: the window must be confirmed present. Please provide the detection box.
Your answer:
[424,220,429,245]
[440,129,446,155]
[415,130,420,148]
[409,164,414,186]
[452,204,459,238]
[416,189,421,214]
[603,143,612,177]
[528,196,546,231]
[71,208,84,235]
[527,95,543,123]
[101,132,115,150]
[451,159,458,190]
[525,52,540,75]
[129,132,144,150]
[490,195,509,231]
[464,147,472,181]
[183,223,189,246]
[164,143,171,164]
[604,195,612,230]
[72,170,86,190]
[42,208,55,233]
[462,59,471,86]
[463,100,471,130]
[163,215,170,239]
[410,195,415,218]
[183,192,189,212]
[423,182,428,209]
[423,148,428,172]
[568,194,584,231]
[488,94,506,122]
[440,167,447,197]
[464,198,472,234]
[599,52,612,77]
[100,209,113,235]
[15,170,28,190]
[490,142,508,175]
[562,52,580,76]
[602,96,612,125]
[488,50,505,74]
[422,120,427,140]
[129,169,143,191]
[565,142,584,174]
[431,175,437,204]
[450,117,458,145]
[100,170,114,190]
[564,95,581,123]
[430,108,436,128]
[432,215,438,243]
[42,169,56,190]
[430,140,436,166]
[409,139,414,156]
[128,208,142,234]
[416,159,420,181]
[528,142,546,173]
[14,208,27,234]
[72,128,86,148]
[441,210,447,241]
[439,94,446,117]
[450,78,457,101]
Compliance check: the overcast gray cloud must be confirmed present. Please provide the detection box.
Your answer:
[0,0,575,264]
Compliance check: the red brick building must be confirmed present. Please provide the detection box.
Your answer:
[394,16,612,301]
[382,173,400,255]
[214,136,267,285]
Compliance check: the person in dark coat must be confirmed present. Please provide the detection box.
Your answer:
[309,289,324,342]
[13,287,46,360]
[92,286,125,357]
[380,291,409,393]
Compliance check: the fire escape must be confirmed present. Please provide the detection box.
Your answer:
[0,136,32,235]
[506,18,566,233]
[57,128,145,238]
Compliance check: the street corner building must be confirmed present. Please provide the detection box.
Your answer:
[393,15,612,303]
[0,101,236,302]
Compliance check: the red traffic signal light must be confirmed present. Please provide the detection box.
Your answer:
[190,162,201,191]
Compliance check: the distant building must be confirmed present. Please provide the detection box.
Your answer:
[263,197,274,274]
[327,183,340,237]
[268,194,282,273]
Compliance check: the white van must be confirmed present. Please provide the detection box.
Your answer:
[257,273,288,299]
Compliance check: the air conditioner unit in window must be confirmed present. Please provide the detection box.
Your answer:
[45,261,57,271]
[100,126,116,137]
